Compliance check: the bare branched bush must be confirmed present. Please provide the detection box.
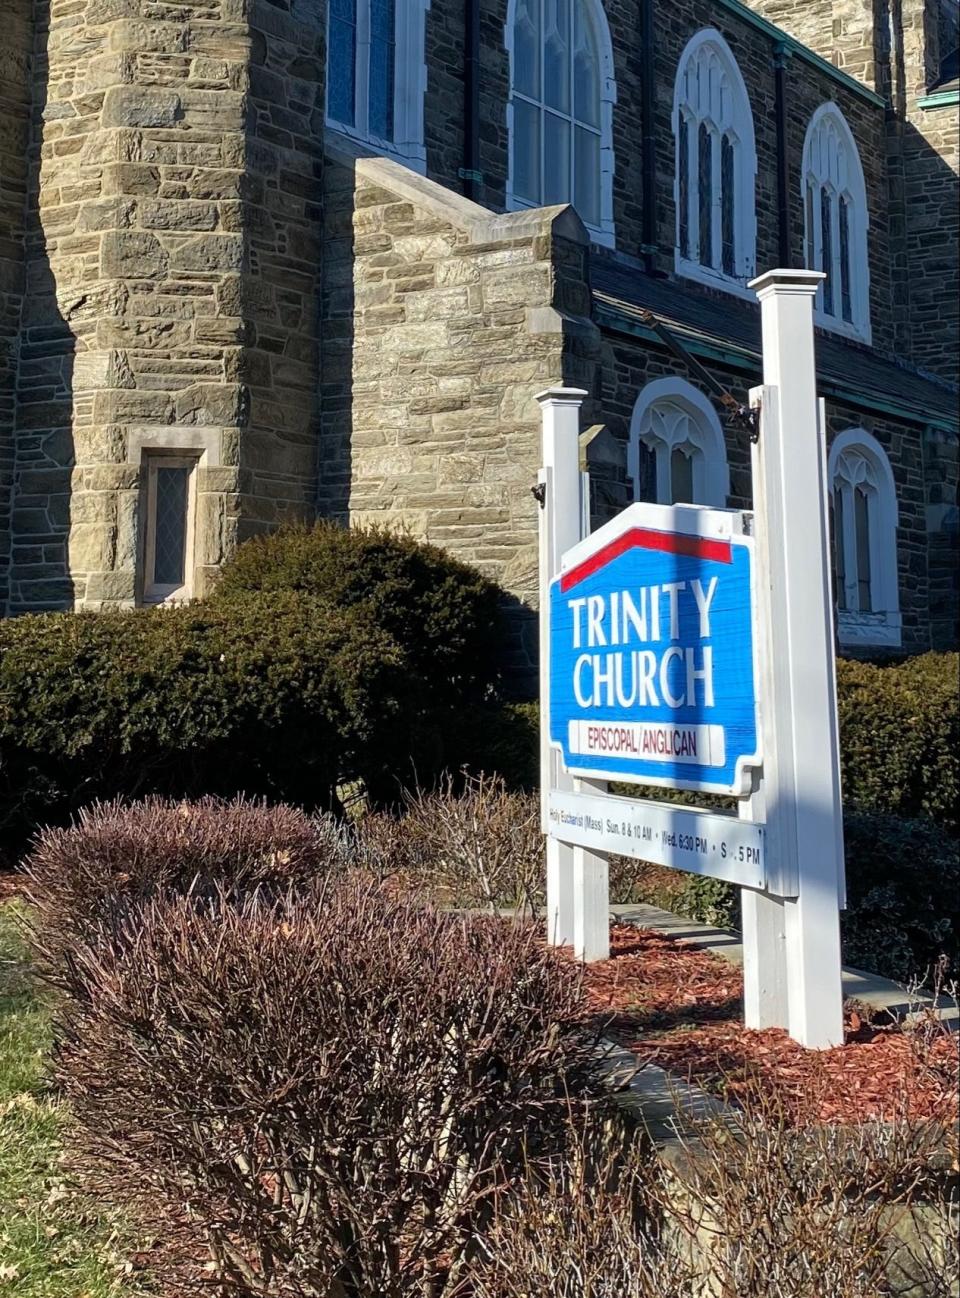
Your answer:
[471,1105,697,1298]
[398,773,544,913]
[24,795,350,991]
[55,877,597,1297]
[654,1083,959,1298]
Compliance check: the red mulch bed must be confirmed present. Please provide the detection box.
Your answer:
[577,923,959,1126]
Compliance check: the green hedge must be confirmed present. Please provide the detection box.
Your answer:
[836,654,958,829]
[0,594,432,862]
[212,521,504,706]
[472,653,959,829]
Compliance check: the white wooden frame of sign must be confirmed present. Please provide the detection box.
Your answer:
[537,270,846,1050]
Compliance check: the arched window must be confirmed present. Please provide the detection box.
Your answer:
[628,379,730,508]
[673,29,757,293]
[829,430,900,647]
[506,0,616,246]
[327,0,429,170]
[802,104,871,343]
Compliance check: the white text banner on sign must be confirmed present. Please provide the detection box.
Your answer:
[548,789,766,890]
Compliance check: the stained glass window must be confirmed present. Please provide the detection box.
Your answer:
[855,486,872,612]
[678,114,689,259]
[328,0,357,127]
[839,195,853,324]
[509,0,607,235]
[369,0,396,141]
[698,123,713,269]
[833,485,846,610]
[820,188,834,316]
[153,467,189,587]
[638,440,658,504]
[721,133,735,277]
[670,447,695,505]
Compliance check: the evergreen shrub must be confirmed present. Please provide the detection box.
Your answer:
[0,594,417,860]
[56,879,595,1296]
[212,520,503,705]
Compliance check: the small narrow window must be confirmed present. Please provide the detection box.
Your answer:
[698,123,713,269]
[638,440,658,504]
[833,485,847,610]
[142,456,197,604]
[678,115,690,259]
[368,0,397,141]
[328,0,358,128]
[839,196,853,324]
[854,485,872,612]
[671,446,695,504]
[820,189,834,316]
[721,133,735,277]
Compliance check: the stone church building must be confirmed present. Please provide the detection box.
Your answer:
[0,0,957,676]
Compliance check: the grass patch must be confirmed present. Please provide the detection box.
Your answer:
[0,900,150,1296]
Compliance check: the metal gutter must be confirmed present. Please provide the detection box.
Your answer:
[917,89,960,108]
[593,300,959,434]
[712,0,887,110]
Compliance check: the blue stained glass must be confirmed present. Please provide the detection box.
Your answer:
[328,0,357,127]
[369,0,396,140]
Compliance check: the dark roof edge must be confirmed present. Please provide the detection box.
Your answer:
[594,298,959,436]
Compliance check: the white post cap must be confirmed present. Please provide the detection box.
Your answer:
[749,268,826,299]
[535,387,589,405]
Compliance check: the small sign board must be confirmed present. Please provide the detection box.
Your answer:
[549,502,759,796]
[548,788,766,890]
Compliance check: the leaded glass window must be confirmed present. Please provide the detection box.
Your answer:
[721,133,735,277]
[326,0,426,160]
[630,383,729,510]
[142,456,197,604]
[833,485,847,610]
[802,105,870,339]
[839,195,853,324]
[638,440,658,504]
[509,0,611,238]
[854,485,872,612]
[820,188,834,316]
[670,446,695,505]
[678,114,690,259]
[674,30,756,286]
[698,122,713,270]
[328,0,358,128]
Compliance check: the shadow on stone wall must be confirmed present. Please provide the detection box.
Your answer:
[316,152,356,525]
[7,0,78,614]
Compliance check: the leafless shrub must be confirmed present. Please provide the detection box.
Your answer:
[397,773,544,914]
[23,795,350,991]
[470,1104,696,1298]
[653,1081,959,1298]
[55,876,597,1297]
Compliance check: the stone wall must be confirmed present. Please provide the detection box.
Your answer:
[8,0,326,612]
[319,147,600,680]
[0,0,33,613]
[412,0,899,359]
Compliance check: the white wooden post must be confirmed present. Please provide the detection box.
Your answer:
[749,269,845,1050]
[538,388,587,948]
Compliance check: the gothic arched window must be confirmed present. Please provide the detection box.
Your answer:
[673,29,757,292]
[829,430,900,647]
[628,378,730,508]
[327,0,429,170]
[802,104,871,342]
[507,0,617,246]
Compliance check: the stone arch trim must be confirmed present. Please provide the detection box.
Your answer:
[628,377,730,508]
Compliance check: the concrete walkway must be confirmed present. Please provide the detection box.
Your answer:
[610,902,959,1030]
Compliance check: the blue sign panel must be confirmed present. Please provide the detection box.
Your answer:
[549,507,759,795]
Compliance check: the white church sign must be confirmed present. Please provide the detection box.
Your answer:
[537,269,847,1051]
